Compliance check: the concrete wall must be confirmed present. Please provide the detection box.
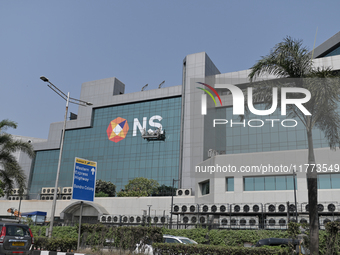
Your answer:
[0,196,195,221]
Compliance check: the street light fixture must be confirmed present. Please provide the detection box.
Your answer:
[39,76,92,238]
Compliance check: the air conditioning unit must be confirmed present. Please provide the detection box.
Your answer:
[302,202,338,213]
[230,217,239,229]
[265,203,292,213]
[198,215,208,224]
[238,216,259,229]
[231,204,242,213]
[135,216,143,224]
[209,204,229,213]
[112,215,120,223]
[146,216,153,224]
[182,215,207,224]
[62,187,73,194]
[219,204,228,213]
[8,196,20,200]
[180,204,190,213]
[265,203,277,213]
[234,204,262,213]
[41,187,61,194]
[299,216,309,224]
[121,215,129,224]
[173,204,180,213]
[41,187,51,194]
[128,215,136,223]
[106,215,113,223]
[61,195,72,200]
[160,216,168,224]
[265,217,288,230]
[153,216,162,224]
[201,204,210,213]
[11,188,19,195]
[219,217,229,228]
[176,188,192,196]
[100,215,107,223]
[301,202,309,212]
[188,204,198,213]
[320,216,332,230]
[181,215,190,224]
[41,195,54,200]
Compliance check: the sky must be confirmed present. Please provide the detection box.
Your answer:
[1,0,340,139]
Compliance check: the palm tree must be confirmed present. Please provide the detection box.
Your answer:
[0,119,35,197]
[248,37,340,254]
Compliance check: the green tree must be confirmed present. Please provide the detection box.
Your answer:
[0,180,4,197]
[0,119,35,197]
[95,179,116,197]
[152,184,177,196]
[248,37,340,254]
[117,177,159,197]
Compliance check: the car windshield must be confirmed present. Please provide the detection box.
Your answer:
[179,238,196,244]
[6,225,30,237]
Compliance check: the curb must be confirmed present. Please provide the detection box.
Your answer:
[32,251,88,255]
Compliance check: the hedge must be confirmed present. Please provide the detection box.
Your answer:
[153,243,290,255]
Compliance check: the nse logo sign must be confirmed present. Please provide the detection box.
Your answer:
[107,116,163,143]
[197,82,311,128]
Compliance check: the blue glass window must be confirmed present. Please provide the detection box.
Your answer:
[226,178,234,191]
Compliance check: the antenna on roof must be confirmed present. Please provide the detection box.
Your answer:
[158,81,165,89]
[311,27,318,59]
[141,84,148,91]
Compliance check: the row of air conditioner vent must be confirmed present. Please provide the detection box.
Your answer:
[300,202,338,213]
[8,196,27,200]
[219,216,259,229]
[319,216,340,230]
[173,204,261,213]
[181,215,208,224]
[41,195,71,200]
[100,215,168,224]
[264,216,308,229]
[176,188,192,196]
[41,187,73,194]
[173,202,339,214]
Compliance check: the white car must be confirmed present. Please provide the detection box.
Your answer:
[134,234,197,254]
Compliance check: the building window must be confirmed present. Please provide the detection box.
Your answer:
[200,180,210,195]
[244,175,297,191]
[226,177,234,191]
[317,173,340,189]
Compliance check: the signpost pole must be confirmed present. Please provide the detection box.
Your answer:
[77,201,83,251]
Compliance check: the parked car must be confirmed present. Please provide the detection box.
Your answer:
[255,238,309,255]
[134,234,197,254]
[0,219,34,255]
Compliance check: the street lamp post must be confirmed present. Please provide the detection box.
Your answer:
[170,179,179,229]
[40,76,92,238]
[293,167,298,223]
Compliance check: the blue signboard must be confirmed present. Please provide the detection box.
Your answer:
[72,157,97,202]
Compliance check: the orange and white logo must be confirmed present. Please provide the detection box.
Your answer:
[107,117,129,143]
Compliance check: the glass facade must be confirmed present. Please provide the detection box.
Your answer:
[205,104,331,156]
[324,45,340,57]
[317,173,340,189]
[200,180,210,195]
[29,97,182,197]
[226,177,234,191]
[244,175,297,191]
